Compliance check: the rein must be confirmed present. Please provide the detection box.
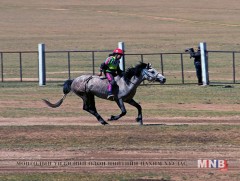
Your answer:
[125,76,137,85]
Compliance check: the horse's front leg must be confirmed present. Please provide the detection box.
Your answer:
[126,99,143,125]
[108,98,126,121]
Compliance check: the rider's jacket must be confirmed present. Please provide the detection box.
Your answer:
[100,56,122,75]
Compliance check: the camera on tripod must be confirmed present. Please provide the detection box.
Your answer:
[185,48,194,53]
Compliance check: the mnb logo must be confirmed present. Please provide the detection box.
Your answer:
[198,160,228,170]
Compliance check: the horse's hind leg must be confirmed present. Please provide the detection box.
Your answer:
[82,94,108,125]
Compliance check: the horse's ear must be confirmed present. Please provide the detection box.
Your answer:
[147,63,152,69]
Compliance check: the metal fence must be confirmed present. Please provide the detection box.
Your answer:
[207,51,240,84]
[0,50,111,83]
[0,50,240,84]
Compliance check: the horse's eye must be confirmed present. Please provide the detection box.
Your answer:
[150,71,155,74]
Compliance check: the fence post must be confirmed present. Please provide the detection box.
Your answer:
[67,51,71,79]
[232,52,236,83]
[38,43,46,86]
[118,42,125,71]
[19,52,23,82]
[180,53,184,84]
[0,52,3,82]
[160,53,164,75]
[92,51,95,75]
[200,42,209,85]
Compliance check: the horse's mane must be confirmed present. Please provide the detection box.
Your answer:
[123,62,147,83]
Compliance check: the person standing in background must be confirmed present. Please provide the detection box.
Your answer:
[185,46,202,85]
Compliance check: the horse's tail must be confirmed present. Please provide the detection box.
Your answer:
[42,79,73,108]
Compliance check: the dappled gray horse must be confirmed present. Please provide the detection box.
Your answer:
[43,62,166,125]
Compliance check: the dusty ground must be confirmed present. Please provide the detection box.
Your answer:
[0,116,240,126]
[0,116,240,180]
[0,87,240,180]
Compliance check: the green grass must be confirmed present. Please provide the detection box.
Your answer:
[1,82,240,118]
[0,125,239,150]
[1,0,240,84]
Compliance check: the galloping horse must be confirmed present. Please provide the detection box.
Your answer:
[43,62,166,125]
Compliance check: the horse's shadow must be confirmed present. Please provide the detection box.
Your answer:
[143,123,189,127]
[143,123,166,126]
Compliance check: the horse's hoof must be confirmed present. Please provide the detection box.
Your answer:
[101,121,108,125]
[108,115,117,121]
[136,118,142,122]
[99,119,108,125]
[136,118,143,125]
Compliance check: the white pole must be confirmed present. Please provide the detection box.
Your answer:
[200,42,209,86]
[38,43,46,86]
[118,42,125,72]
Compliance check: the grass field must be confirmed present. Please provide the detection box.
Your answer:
[1,0,240,180]
[1,0,240,52]
[1,0,240,83]
[1,82,240,118]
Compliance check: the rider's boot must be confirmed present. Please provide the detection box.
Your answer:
[107,91,114,100]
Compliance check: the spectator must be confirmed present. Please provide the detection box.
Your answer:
[186,46,203,85]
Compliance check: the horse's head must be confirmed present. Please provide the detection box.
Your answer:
[142,63,166,84]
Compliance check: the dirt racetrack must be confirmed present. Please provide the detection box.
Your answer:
[0,116,240,181]
[1,83,240,180]
[1,116,240,126]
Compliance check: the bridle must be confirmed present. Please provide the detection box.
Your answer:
[142,69,160,82]
[124,68,161,85]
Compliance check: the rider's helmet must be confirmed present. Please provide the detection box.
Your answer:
[113,48,123,55]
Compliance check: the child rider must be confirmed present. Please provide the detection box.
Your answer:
[98,48,124,100]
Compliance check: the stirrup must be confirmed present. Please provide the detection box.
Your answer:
[107,94,114,100]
